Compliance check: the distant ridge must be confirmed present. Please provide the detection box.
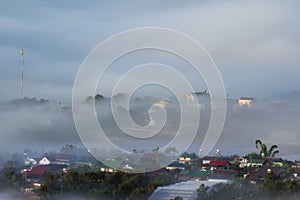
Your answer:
[0,97,50,111]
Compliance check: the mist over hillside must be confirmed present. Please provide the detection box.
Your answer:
[0,94,299,161]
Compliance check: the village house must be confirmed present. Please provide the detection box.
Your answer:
[202,156,216,165]
[292,161,300,169]
[24,157,37,166]
[54,153,77,165]
[22,166,50,179]
[39,157,52,165]
[208,169,238,183]
[177,169,209,181]
[264,157,285,167]
[202,159,230,171]
[234,157,248,168]
[98,161,134,173]
[177,153,201,170]
[166,162,189,171]
[248,166,285,184]
[238,97,256,107]
[246,159,264,168]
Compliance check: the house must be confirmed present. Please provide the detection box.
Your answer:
[238,97,256,107]
[179,156,193,165]
[247,159,264,168]
[122,164,134,172]
[177,169,209,181]
[289,168,300,180]
[202,160,230,171]
[233,157,248,168]
[54,153,77,165]
[100,167,116,173]
[292,161,300,168]
[48,163,68,172]
[39,157,52,165]
[202,156,216,165]
[24,157,37,166]
[179,152,198,165]
[22,166,50,179]
[264,158,285,167]
[208,169,238,183]
[186,91,211,109]
[248,166,285,184]
[99,159,124,173]
[166,162,189,170]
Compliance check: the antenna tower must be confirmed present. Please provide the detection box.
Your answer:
[20,49,24,97]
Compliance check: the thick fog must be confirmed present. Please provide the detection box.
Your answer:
[0,91,299,161]
[0,99,81,160]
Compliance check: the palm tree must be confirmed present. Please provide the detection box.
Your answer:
[255,140,267,158]
[255,139,279,158]
[268,145,279,157]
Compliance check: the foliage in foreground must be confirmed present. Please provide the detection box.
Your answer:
[197,172,300,200]
[39,170,176,200]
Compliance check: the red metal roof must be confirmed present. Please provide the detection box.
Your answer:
[24,166,49,175]
[208,160,228,167]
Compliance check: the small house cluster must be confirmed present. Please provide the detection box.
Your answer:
[165,151,300,185]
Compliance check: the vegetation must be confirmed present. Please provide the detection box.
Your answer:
[39,170,176,200]
[171,197,183,200]
[255,139,279,158]
[0,140,296,199]
[85,94,105,102]
[197,173,300,200]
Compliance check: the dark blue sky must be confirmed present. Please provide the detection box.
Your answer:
[0,0,299,101]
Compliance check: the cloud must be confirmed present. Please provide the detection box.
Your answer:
[0,1,299,161]
[0,0,299,99]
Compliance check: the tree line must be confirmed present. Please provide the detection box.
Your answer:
[39,170,176,200]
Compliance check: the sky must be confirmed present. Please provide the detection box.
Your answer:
[0,0,299,102]
[0,1,300,162]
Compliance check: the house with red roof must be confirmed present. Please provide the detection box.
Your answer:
[202,160,230,171]
[22,166,50,179]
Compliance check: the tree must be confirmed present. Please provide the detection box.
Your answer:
[64,170,82,191]
[197,184,208,199]
[263,171,281,194]
[255,139,279,158]
[245,152,261,160]
[95,94,104,100]
[164,146,178,155]
[85,96,94,102]
[268,145,279,157]
[255,140,267,158]
[60,144,79,154]
[171,197,183,200]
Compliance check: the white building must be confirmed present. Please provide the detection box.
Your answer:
[39,157,51,165]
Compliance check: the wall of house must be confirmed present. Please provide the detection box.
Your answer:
[239,99,252,105]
